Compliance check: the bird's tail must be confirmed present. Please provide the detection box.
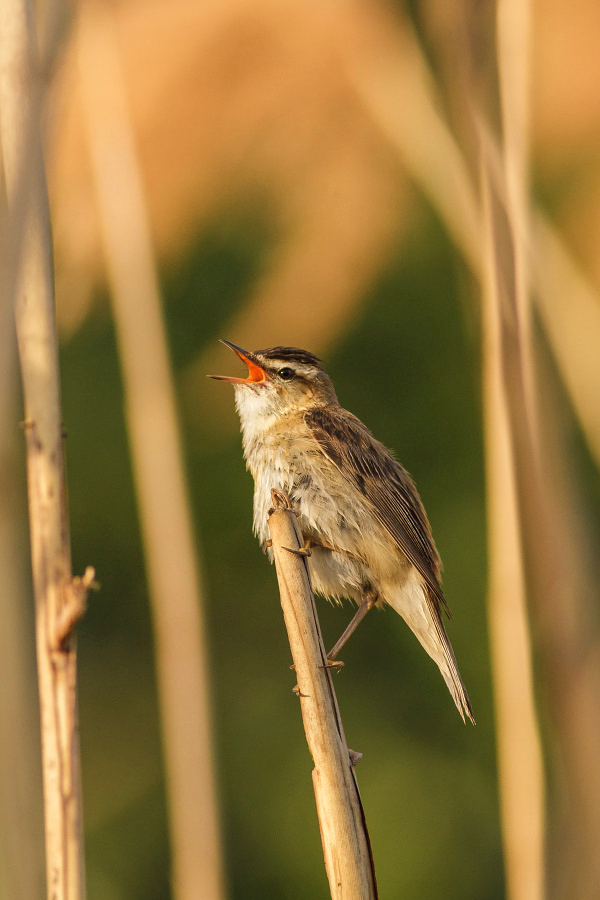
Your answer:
[429,608,474,724]
[389,581,475,723]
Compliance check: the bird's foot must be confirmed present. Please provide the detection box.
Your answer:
[289,655,343,695]
[269,488,294,514]
[321,658,344,672]
[289,664,303,696]
[268,489,301,517]
[283,538,312,558]
[262,540,272,555]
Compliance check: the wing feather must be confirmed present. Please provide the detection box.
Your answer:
[304,406,451,618]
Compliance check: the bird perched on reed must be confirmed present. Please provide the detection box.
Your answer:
[210,340,474,722]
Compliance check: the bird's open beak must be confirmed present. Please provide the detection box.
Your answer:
[208,340,268,384]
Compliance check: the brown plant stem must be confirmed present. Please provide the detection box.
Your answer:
[482,132,600,898]
[481,169,545,900]
[268,491,377,900]
[0,301,45,900]
[489,4,545,897]
[0,0,91,896]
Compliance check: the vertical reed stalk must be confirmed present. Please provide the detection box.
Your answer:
[496,0,536,439]
[76,6,225,899]
[0,17,44,894]
[0,0,91,897]
[481,171,546,900]
[0,250,45,896]
[482,123,600,896]
[268,491,377,900]
[486,5,546,898]
[0,245,45,899]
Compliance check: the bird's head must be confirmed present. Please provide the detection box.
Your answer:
[209,340,338,431]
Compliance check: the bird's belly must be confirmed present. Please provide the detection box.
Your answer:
[306,546,368,604]
[249,449,399,603]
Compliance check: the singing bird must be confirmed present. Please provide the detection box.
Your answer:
[210,340,474,722]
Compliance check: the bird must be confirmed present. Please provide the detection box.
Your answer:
[209,340,474,723]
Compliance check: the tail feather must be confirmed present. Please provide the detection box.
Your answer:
[424,586,475,724]
[386,577,475,723]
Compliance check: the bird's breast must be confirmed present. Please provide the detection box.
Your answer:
[245,428,317,543]
[243,420,398,580]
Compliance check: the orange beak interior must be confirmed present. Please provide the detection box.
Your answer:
[208,340,268,384]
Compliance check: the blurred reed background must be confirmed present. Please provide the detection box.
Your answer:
[2,0,600,897]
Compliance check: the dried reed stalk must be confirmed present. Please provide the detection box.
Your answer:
[0,278,45,899]
[0,0,92,897]
[481,121,600,896]
[496,0,534,418]
[268,491,377,900]
[76,6,225,899]
[0,24,44,900]
[488,5,545,898]
[481,169,545,900]
[0,287,45,897]
[486,1,600,892]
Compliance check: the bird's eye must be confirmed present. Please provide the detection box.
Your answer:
[278,367,295,381]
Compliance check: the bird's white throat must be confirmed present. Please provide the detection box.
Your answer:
[234,383,282,445]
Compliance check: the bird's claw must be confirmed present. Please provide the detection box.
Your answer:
[262,540,272,555]
[283,545,312,558]
[292,684,309,697]
[320,658,344,672]
[270,488,294,511]
[289,667,308,696]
